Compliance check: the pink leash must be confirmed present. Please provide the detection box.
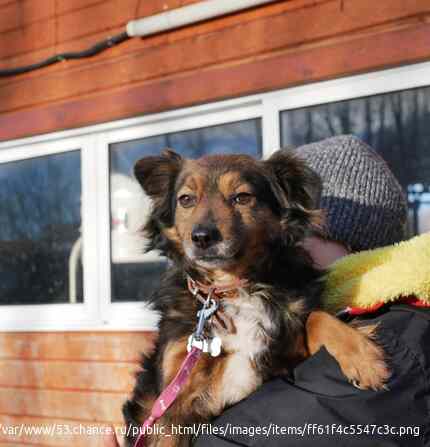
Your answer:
[132,275,246,447]
[132,346,202,447]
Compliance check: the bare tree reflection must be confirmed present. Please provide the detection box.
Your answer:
[0,152,82,305]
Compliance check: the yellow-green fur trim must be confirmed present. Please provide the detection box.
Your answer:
[322,232,430,313]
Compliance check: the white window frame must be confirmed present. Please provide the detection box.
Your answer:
[0,60,429,331]
[0,136,99,330]
[97,98,263,330]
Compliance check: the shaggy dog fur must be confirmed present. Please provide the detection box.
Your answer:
[123,149,388,447]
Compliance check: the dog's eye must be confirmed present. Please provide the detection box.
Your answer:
[178,194,196,208]
[233,192,253,205]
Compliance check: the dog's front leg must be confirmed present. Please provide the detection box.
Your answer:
[157,337,228,440]
[305,310,390,390]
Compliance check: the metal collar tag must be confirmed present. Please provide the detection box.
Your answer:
[187,292,222,357]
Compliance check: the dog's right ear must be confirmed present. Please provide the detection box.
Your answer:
[134,149,182,208]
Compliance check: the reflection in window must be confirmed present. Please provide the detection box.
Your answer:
[109,119,262,302]
[408,185,430,235]
[280,87,430,235]
[0,151,83,305]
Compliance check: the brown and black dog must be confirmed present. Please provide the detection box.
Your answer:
[123,149,389,447]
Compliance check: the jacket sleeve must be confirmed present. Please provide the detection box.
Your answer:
[194,306,430,447]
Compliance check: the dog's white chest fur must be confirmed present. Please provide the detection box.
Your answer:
[212,288,274,406]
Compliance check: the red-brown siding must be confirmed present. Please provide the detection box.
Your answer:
[0,0,429,141]
[0,332,156,446]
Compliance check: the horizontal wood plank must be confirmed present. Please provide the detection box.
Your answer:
[0,414,124,446]
[0,332,156,362]
[0,360,138,392]
[0,443,51,447]
[0,19,55,60]
[55,0,136,43]
[0,0,55,34]
[56,0,107,16]
[55,0,199,18]
[0,388,125,422]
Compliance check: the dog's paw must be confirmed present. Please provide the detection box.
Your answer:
[306,311,391,391]
[337,324,390,391]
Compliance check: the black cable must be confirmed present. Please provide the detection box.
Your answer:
[0,31,130,78]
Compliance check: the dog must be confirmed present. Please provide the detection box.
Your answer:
[123,149,389,447]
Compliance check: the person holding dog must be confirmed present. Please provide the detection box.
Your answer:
[105,135,430,446]
[192,135,430,446]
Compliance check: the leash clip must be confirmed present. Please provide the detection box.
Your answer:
[187,292,221,356]
[194,292,218,339]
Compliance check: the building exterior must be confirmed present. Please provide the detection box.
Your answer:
[0,1,429,445]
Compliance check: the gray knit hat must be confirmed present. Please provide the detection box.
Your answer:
[295,135,408,252]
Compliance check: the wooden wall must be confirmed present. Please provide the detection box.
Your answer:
[0,331,156,446]
[0,0,430,141]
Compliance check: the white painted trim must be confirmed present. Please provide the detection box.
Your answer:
[0,136,84,164]
[0,302,159,332]
[101,99,262,145]
[0,95,263,151]
[0,138,98,330]
[267,60,430,113]
[95,132,113,327]
[80,134,101,323]
[261,91,281,157]
[1,60,430,331]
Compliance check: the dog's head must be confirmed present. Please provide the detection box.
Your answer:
[134,149,322,278]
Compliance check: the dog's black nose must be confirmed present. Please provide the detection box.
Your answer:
[191,224,221,249]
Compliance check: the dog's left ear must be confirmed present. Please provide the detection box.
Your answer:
[264,149,324,241]
[264,149,321,210]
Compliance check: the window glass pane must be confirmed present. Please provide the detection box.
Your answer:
[110,119,262,302]
[280,87,430,235]
[0,151,83,305]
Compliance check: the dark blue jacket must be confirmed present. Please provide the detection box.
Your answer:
[195,304,430,446]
